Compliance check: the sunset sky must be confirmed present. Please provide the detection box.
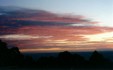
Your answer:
[0,0,113,52]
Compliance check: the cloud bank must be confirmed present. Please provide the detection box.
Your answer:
[0,6,113,52]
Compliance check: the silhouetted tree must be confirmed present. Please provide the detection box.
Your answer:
[55,51,86,68]
[0,40,7,50]
[24,55,35,66]
[72,53,86,67]
[0,40,9,66]
[0,39,113,69]
[9,47,24,66]
[89,51,111,68]
[0,40,24,66]
[36,56,56,68]
[57,51,73,67]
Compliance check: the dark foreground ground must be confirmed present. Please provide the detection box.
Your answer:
[0,67,113,70]
[0,40,113,70]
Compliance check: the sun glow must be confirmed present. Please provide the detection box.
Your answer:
[84,32,113,42]
[20,48,61,52]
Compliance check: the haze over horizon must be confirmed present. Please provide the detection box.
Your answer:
[0,0,113,52]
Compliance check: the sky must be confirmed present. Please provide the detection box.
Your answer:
[0,0,113,52]
[0,0,112,26]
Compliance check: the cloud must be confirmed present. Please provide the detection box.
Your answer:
[1,25,113,51]
[84,32,113,42]
[0,8,113,52]
[0,7,100,28]
[0,34,52,40]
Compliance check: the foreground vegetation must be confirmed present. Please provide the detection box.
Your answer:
[0,40,113,70]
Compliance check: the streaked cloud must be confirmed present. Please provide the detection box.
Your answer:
[0,34,53,40]
[0,7,113,52]
[84,32,113,42]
